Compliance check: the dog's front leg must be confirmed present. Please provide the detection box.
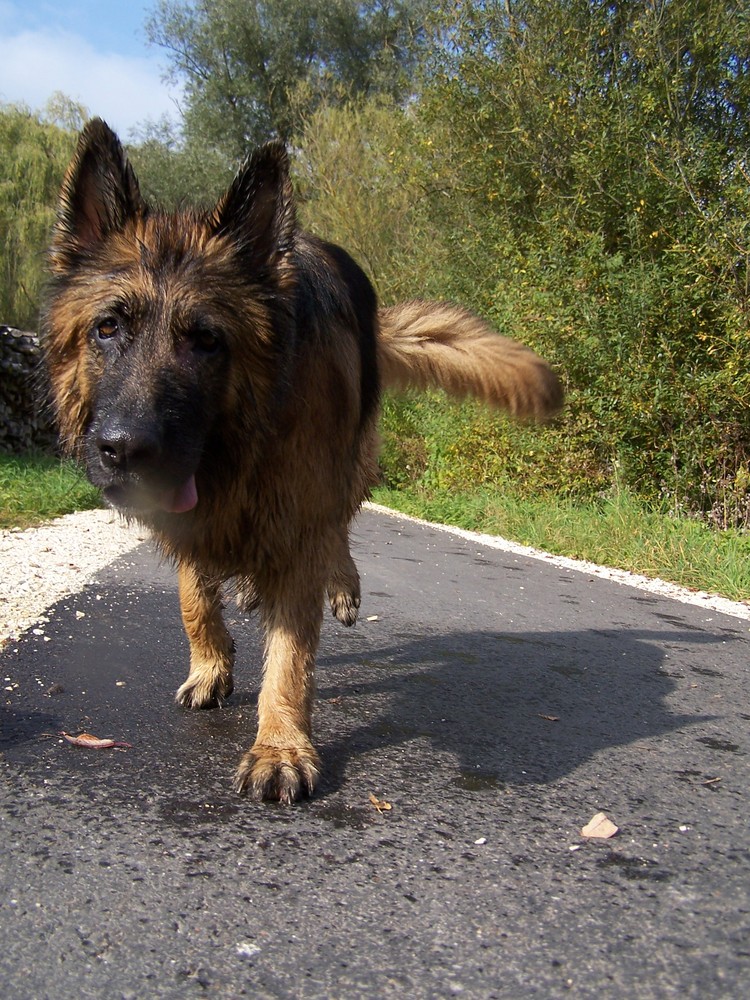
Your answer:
[175,561,235,709]
[234,571,323,803]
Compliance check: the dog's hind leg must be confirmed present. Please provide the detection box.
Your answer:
[175,561,235,710]
[236,576,261,615]
[326,524,360,627]
[234,555,325,803]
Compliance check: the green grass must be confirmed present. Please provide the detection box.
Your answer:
[0,453,101,530]
[372,485,750,603]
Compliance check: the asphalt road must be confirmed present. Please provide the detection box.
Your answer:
[1,506,749,999]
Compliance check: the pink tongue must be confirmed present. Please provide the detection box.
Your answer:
[160,475,198,513]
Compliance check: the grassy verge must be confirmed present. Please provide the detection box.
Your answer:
[372,485,750,604]
[0,453,101,530]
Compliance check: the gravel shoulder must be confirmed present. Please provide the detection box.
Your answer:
[0,509,146,646]
[2,503,748,650]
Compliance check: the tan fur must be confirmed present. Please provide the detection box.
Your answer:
[378,300,563,420]
[44,119,563,803]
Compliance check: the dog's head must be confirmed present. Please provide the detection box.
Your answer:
[44,119,297,515]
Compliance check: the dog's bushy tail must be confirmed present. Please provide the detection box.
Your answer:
[377,300,563,421]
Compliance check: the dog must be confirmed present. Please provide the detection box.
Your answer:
[43,118,563,802]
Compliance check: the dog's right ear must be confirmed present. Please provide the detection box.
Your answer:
[210,140,296,273]
[49,118,146,273]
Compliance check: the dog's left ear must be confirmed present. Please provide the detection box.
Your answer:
[49,118,146,273]
[211,140,296,271]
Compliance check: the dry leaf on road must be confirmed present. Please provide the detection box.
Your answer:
[60,731,132,749]
[369,792,392,813]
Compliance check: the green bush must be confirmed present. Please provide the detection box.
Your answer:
[364,0,750,525]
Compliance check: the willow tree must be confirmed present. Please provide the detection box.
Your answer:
[0,101,81,330]
[146,0,432,159]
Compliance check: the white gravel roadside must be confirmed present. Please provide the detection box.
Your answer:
[0,509,146,646]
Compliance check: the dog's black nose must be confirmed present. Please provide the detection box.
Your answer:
[96,418,160,473]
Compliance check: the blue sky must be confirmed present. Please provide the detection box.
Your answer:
[0,1,182,135]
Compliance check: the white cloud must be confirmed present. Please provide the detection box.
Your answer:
[0,28,182,135]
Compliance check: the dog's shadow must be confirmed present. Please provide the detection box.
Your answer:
[0,577,726,804]
[312,625,715,796]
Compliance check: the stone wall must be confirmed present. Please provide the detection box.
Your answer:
[0,326,57,454]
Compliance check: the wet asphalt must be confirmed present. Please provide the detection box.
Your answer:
[1,506,749,999]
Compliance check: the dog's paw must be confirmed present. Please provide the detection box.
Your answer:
[175,669,233,710]
[234,744,320,804]
[328,588,360,627]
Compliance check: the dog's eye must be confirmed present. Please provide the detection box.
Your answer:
[95,318,120,342]
[191,328,222,354]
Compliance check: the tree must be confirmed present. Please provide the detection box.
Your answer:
[0,103,79,329]
[362,0,750,519]
[146,0,432,158]
[127,116,234,207]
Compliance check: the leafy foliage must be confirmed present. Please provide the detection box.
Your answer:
[328,0,750,525]
[146,0,432,158]
[0,100,80,329]
[127,117,233,207]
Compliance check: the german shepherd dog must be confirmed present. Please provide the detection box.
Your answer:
[44,119,562,803]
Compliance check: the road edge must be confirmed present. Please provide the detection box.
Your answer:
[364,502,750,623]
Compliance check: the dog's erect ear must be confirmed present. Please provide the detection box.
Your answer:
[210,140,296,271]
[49,118,146,273]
